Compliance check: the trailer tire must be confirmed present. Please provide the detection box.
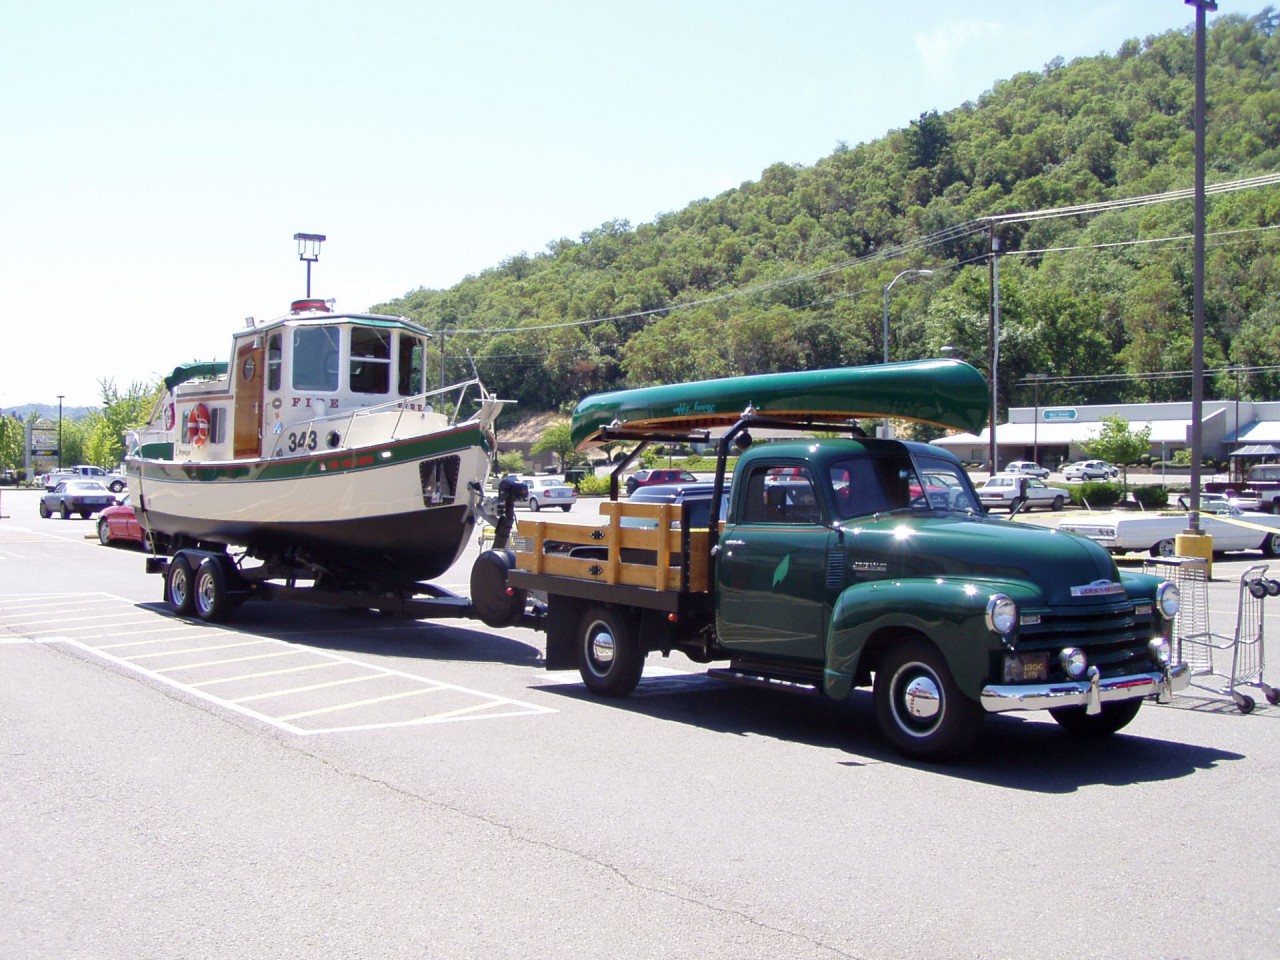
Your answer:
[873,638,981,761]
[165,555,196,615]
[578,606,644,697]
[193,558,234,623]
[1049,698,1142,737]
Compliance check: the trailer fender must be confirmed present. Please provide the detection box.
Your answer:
[822,579,1020,701]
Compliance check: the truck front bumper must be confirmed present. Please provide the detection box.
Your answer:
[980,662,1189,714]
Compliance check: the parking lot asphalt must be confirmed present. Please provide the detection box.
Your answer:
[3,487,1279,960]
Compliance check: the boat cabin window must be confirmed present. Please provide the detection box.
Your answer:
[267,333,282,391]
[350,327,392,394]
[292,327,340,391]
[398,334,426,396]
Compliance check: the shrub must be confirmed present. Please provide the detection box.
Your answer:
[1131,485,1170,509]
[1071,481,1122,508]
[576,473,611,496]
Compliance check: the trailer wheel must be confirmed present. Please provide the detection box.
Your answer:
[578,606,644,697]
[1049,698,1141,736]
[165,556,196,615]
[193,558,234,623]
[873,638,981,761]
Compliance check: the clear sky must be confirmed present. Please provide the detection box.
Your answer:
[1,0,1261,407]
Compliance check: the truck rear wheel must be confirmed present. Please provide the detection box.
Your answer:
[578,606,644,697]
[873,638,982,761]
[1049,699,1141,737]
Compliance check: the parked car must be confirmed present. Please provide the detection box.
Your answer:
[1002,461,1051,479]
[97,494,146,546]
[44,464,127,493]
[1059,497,1280,557]
[1063,459,1120,482]
[38,479,117,519]
[977,475,1069,512]
[625,468,699,496]
[522,476,577,512]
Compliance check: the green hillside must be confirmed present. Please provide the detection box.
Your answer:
[374,9,1280,423]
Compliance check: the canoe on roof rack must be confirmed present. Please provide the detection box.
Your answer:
[571,359,988,449]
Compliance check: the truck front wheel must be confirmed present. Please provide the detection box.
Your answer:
[873,639,982,761]
[578,606,644,697]
[1049,699,1141,736]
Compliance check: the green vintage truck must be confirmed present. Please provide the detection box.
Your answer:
[504,360,1188,760]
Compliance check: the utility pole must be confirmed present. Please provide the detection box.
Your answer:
[987,225,1000,474]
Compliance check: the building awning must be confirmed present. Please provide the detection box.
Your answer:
[933,420,1193,447]
[1230,443,1280,458]
[1234,422,1280,444]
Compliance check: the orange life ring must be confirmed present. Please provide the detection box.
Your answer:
[186,403,210,446]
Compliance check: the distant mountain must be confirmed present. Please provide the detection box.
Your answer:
[3,403,98,422]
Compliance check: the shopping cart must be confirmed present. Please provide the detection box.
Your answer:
[1179,563,1280,713]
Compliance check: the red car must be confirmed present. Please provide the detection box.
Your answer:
[625,468,699,496]
[97,495,146,547]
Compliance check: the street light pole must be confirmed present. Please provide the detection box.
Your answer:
[881,268,934,437]
[1025,373,1049,466]
[56,395,64,470]
[1186,0,1215,538]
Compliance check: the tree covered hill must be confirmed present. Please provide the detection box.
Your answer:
[374,9,1280,424]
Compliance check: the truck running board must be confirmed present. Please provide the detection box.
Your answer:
[706,668,822,696]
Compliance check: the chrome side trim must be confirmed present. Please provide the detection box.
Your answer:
[980,662,1189,714]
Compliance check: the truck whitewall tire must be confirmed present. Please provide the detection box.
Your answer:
[578,606,645,697]
[873,638,982,761]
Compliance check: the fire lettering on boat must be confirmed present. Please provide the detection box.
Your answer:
[291,397,341,409]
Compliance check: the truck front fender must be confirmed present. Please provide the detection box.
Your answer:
[823,578,1029,701]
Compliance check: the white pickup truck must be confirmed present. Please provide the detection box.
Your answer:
[1058,495,1280,557]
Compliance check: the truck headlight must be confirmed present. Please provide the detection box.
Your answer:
[1059,647,1088,679]
[986,594,1018,635]
[1156,582,1180,620]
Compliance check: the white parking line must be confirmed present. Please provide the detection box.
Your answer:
[230,673,388,704]
[277,685,447,721]
[129,639,277,661]
[5,591,557,735]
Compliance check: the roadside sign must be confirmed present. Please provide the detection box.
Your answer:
[1043,409,1077,421]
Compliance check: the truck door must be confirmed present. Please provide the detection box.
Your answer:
[716,464,834,662]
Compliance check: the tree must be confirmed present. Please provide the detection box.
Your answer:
[0,415,24,471]
[1081,415,1152,489]
[530,421,583,470]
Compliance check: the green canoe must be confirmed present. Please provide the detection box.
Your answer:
[571,359,988,449]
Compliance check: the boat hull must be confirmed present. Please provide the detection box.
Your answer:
[129,423,492,586]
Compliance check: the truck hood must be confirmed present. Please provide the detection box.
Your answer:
[843,514,1124,607]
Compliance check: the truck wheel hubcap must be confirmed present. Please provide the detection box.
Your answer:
[590,626,616,665]
[903,675,942,720]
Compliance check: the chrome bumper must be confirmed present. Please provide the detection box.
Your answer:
[980,662,1189,714]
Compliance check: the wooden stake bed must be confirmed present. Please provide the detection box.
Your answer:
[513,500,711,594]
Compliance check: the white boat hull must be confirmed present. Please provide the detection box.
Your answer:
[130,423,493,586]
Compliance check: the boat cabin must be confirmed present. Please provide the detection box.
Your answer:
[159,299,443,463]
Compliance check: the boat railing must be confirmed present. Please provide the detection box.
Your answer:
[263,378,488,459]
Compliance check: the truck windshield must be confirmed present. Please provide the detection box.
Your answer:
[828,453,979,520]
